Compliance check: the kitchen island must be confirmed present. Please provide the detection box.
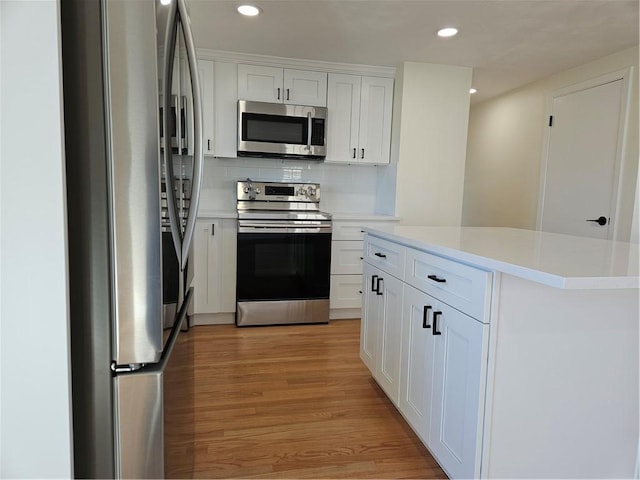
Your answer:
[360,226,639,479]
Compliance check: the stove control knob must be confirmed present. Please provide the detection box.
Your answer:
[255,187,261,194]
[308,187,317,197]
[243,187,250,194]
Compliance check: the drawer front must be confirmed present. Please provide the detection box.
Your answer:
[331,240,364,274]
[333,221,397,241]
[404,248,491,321]
[363,235,405,279]
[330,274,363,309]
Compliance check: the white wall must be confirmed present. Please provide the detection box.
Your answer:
[0,1,73,477]
[463,46,639,241]
[389,62,473,226]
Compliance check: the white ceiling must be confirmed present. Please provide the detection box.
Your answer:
[188,0,639,103]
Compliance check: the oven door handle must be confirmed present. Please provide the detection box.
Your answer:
[238,224,332,234]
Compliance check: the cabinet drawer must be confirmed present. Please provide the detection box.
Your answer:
[331,240,363,274]
[363,235,405,279]
[329,274,362,309]
[404,248,491,321]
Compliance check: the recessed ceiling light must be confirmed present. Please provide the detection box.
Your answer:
[469,88,477,94]
[437,27,458,38]
[159,0,171,5]
[237,4,261,16]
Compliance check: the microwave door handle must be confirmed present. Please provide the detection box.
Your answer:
[162,0,182,263]
[177,0,204,269]
[306,112,312,151]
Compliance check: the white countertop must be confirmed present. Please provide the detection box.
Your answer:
[365,226,639,290]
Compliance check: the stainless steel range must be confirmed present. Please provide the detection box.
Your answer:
[236,180,332,326]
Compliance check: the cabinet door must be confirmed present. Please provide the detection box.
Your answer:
[283,69,327,106]
[198,59,215,155]
[213,61,237,158]
[358,76,394,165]
[191,220,221,314]
[218,218,237,312]
[237,64,283,103]
[325,73,361,163]
[360,263,380,374]
[429,301,488,479]
[375,273,404,405]
[399,285,436,445]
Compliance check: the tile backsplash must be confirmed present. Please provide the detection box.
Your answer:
[200,156,386,213]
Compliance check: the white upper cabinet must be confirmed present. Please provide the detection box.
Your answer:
[237,64,327,106]
[326,73,394,165]
[197,59,215,155]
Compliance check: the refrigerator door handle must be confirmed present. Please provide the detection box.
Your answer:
[156,286,192,372]
[113,287,193,376]
[177,0,203,269]
[162,0,182,264]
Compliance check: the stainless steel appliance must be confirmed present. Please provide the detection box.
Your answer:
[60,0,203,477]
[237,100,327,159]
[236,181,332,326]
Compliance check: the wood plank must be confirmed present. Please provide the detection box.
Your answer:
[165,319,447,479]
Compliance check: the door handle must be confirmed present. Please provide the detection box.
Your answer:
[371,275,379,293]
[374,252,387,258]
[423,305,432,328]
[427,274,446,283]
[432,311,442,336]
[376,277,383,295]
[586,216,608,226]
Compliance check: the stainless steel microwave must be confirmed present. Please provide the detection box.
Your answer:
[237,100,327,159]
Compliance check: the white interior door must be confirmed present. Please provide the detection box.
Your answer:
[540,78,625,239]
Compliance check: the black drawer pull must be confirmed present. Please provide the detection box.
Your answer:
[371,275,379,293]
[428,274,446,283]
[423,305,432,328]
[376,277,383,295]
[374,252,387,258]
[432,311,442,335]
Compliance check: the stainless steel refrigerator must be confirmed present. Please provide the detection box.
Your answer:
[60,0,203,477]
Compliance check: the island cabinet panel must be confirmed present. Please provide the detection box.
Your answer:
[482,273,639,479]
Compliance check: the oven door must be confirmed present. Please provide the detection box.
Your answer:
[237,229,331,302]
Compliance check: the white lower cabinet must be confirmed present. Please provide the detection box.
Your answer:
[329,218,399,317]
[363,233,490,479]
[399,285,436,444]
[190,218,237,323]
[428,299,488,479]
[361,262,404,405]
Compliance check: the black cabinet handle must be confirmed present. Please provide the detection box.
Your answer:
[371,275,379,292]
[353,148,357,159]
[361,148,365,159]
[374,252,387,258]
[376,277,383,295]
[432,311,442,335]
[428,274,446,283]
[423,305,432,328]
[277,87,281,100]
[286,88,290,101]
[586,216,608,226]
[207,139,211,150]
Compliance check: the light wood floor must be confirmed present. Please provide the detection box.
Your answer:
[166,319,447,479]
